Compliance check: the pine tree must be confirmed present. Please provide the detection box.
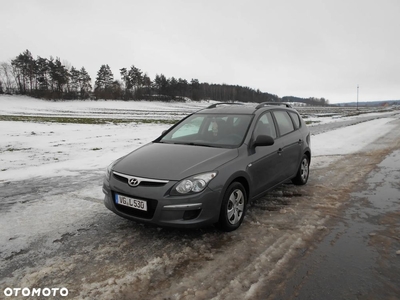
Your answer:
[36,56,49,92]
[11,49,36,94]
[142,74,152,98]
[95,64,114,99]
[79,67,92,99]
[69,66,80,94]
[49,57,69,96]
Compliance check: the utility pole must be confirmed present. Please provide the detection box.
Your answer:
[357,85,359,110]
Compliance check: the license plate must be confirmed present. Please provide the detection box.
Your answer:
[115,194,147,211]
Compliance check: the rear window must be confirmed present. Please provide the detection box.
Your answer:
[273,110,295,136]
[289,112,301,129]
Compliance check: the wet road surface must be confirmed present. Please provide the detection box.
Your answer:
[270,150,400,300]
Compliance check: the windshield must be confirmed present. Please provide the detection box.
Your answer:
[159,114,253,148]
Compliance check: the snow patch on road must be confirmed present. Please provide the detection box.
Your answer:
[311,117,397,169]
[0,184,105,259]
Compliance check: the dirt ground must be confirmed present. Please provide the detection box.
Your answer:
[1,117,399,300]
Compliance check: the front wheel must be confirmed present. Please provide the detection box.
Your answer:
[217,182,247,232]
[292,154,310,185]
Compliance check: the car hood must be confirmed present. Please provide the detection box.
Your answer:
[113,142,238,180]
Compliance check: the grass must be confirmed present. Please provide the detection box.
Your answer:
[305,120,320,125]
[0,115,177,125]
[5,147,32,152]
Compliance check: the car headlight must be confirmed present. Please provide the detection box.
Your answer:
[172,172,217,195]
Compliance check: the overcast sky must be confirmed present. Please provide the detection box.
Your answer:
[1,0,399,103]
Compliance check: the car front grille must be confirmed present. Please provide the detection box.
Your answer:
[113,172,168,187]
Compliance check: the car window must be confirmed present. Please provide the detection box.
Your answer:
[206,116,228,134]
[254,112,277,139]
[171,116,204,138]
[289,111,300,129]
[160,114,253,148]
[273,110,295,136]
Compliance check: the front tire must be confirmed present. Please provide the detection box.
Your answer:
[292,154,310,185]
[217,182,247,232]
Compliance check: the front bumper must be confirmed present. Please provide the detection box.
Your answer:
[102,177,222,229]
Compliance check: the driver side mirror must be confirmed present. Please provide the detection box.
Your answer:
[253,135,274,147]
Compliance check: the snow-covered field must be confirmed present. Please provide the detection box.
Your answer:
[0,95,205,121]
[0,95,398,182]
[0,96,208,182]
[1,95,399,299]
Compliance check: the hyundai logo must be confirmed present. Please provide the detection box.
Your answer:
[128,178,140,187]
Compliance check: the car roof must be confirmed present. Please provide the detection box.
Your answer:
[197,102,295,115]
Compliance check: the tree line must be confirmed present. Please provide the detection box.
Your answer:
[1,50,92,99]
[282,96,330,106]
[0,49,328,105]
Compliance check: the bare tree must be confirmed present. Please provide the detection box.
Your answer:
[0,61,16,93]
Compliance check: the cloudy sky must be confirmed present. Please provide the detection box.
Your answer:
[1,0,399,103]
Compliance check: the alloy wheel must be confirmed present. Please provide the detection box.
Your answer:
[227,189,245,225]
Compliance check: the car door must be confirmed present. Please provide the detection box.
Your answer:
[247,111,283,197]
[272,110,302,180]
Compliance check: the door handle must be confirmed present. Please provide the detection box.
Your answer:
[278,148,283,155]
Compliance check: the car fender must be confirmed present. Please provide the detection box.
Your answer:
[214,170,252,208]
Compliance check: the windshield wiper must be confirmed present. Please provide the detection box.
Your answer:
[174,142,220,148]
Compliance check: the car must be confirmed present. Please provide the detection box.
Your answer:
[102,102,311,231]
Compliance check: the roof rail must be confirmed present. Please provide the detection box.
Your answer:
[206,102,244,109]
[255,102,292,109]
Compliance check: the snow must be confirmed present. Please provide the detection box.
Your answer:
[1,95,399,299]
[0,95,397,182]
[0,121,170,182]
[310,117,397,169]
[313,118,396,156]
[0,94,209,120]
[1,95,397,248]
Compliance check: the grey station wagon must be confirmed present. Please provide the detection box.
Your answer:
[103,102,311,231]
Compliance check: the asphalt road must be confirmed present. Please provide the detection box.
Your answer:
[271,149,400,300]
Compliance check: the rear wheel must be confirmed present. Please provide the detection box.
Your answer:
[217,182,247,231]
[292,154,310,185]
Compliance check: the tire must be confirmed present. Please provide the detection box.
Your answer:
[217,182,247,232]
[292,154,310,185]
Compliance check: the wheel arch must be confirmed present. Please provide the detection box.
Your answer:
[216,175,250,231]
[220,172,251,204]
[231,176,250,201]
[304,149,311,164]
